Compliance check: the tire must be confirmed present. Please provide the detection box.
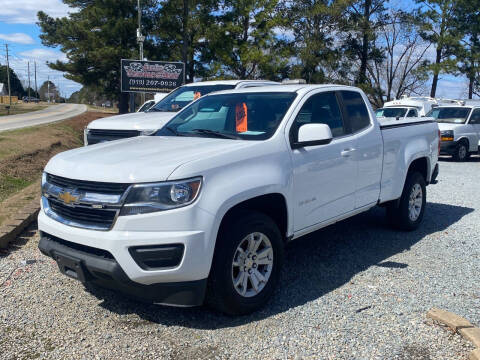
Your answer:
[206,211,284,315]
[453,141,469,161]
[387,172,426,231]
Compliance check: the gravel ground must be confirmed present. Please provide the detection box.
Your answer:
[1,156,479,360]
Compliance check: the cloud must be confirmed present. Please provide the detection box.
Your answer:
[18,48,67,62]
[0,0,71,24]
[0,33,35,44]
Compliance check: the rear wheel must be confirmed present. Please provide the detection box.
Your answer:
[387,172,426,231]
[206,211,284,315]
[453,141,469,161]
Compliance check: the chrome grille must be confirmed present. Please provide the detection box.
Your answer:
[48,198,117,229]
[46,174,129,195]
[43,174,131,230]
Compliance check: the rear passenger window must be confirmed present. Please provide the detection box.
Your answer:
[290,92,345,142]
[339,91,371,133]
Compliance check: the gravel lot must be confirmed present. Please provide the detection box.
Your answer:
[1,156,479,360]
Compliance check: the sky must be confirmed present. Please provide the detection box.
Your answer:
[0,0,470,99]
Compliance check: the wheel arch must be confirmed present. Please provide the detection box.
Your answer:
[217,193,289,243]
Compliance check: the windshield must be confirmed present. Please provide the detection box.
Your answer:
[375,107,408,118]
[148,84,236,112]
[427,107,471,124]
[138,100,155,112]
[157,92,297,140]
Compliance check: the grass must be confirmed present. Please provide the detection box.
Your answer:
[0,175,33,203]
[0,103,51,117]
[87,104,119,113]
[0,111,113,204]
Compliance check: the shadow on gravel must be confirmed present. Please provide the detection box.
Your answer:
[86,202,473,329]
[0,223,37,258]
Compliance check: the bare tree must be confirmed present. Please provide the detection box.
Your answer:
[367,11,431,107]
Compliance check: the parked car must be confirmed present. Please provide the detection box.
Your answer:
[38,84,439,315]
[427,102,480,161]
[137,100,156,113]
[22,96,40,103]
[84,80,278,145]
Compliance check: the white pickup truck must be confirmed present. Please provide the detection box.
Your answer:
[38,85,439,315]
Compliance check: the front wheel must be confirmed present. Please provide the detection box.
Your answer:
[453,142,469,161]
[387,172,426,231]
[206,211,284,315]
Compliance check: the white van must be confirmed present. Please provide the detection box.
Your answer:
[84,80,278,145]
[428,102,480,161]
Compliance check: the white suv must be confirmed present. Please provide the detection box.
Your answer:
[84,80,278,145]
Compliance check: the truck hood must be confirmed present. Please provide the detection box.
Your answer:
[45,136,256,183]
[437,123,461,131]
[87,111,176,131]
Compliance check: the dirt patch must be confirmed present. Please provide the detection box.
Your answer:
[0,111,113,203]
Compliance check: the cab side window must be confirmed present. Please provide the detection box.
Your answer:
[339,91,371,133]
[407,109,418,117]
[290,92,345,143]
[469,109,480,124]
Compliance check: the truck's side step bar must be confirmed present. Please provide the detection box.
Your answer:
[380,120,434,130]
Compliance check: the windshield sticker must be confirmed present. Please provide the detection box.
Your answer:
[236,103,248,132]
[194,91,202,100]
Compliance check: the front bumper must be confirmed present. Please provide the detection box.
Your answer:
[38,202,216,285]
[440,140,457,155]
[38,233,206,306]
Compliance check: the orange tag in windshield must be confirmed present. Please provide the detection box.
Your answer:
[193,91,202,100]
[235,103,248,133]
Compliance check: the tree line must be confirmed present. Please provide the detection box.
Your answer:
[0,65,63,101]
[37,0,480,112]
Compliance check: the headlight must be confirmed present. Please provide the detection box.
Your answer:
[440,130,454,141]
[140,129,156,136]
[120,177,202,215]
[41,172,47,189]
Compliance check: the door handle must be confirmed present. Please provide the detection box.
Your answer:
[341,148,355,157]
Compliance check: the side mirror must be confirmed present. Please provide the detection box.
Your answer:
[293,123,333,149]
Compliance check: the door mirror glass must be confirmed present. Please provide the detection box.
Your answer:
[294,123,333,148]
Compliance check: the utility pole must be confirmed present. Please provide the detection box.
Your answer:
[47,75,50,103]
[5,44,11,107]
[137,0,145,106]
[34,61,37,98]
[27,61,31,99]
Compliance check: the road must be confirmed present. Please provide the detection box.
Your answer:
[0,104,87,132]
[0,157,479,359]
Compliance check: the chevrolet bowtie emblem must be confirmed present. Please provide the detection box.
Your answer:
[58,191,79,205]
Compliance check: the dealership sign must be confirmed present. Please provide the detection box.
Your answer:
[121,59,185,93]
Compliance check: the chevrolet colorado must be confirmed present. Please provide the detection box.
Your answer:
[39,85,440,315]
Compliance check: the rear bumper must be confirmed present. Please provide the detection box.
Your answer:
[38,233,207,306]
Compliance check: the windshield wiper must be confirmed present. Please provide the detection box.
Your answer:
[190,129,241,140]
[165,126,185,136]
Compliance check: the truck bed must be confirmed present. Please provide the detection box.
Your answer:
[378,117,435,129]
[378,117,439,204]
